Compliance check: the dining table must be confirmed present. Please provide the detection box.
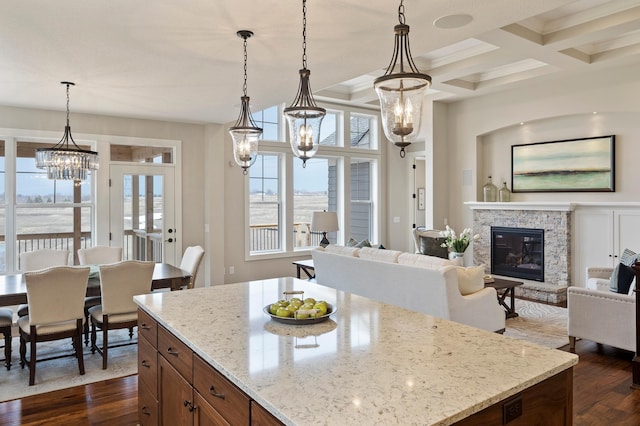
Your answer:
[0,262,191,307]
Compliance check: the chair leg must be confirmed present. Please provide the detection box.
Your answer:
[75,319,85,376]
[102,315,109,370]
[2,328,10,371]
[91,318,97,354]
[29,326,37,386]
[84,308,90,346]
[19,334,26,369]
[129,327,133,339]
[569,336,576,352]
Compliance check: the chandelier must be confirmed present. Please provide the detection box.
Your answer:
[229,30,262,175]
[35,82,99,181]
[374,0,431,158]
[283,0,326,168]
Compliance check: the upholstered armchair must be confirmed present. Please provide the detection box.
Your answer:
[412,228,448,259]
[585,266,614,292]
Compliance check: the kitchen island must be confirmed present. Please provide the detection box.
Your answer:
[134,277,578,425]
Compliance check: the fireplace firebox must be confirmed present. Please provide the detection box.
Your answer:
[491,227,544,281]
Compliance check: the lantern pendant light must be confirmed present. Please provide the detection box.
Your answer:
[35,82,99,181]
[374,0,431,158]
[283,0,326,168]
[229,30,262,175]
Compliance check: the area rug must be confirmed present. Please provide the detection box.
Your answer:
[0,328,137,403]
[503,299,569,349]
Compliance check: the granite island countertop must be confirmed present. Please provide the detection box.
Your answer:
[134,277,578,425]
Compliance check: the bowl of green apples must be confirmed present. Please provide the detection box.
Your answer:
[264,291,335,325]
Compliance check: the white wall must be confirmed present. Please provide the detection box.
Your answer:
[443,62,640,232]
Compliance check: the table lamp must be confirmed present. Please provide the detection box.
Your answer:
[311,211,339,247]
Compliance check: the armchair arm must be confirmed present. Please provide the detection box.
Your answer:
[448,287,506,333]
[586,267,613,280]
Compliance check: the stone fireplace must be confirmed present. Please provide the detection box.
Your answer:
[466,202,573,305]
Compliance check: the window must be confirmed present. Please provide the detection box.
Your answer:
[253,105,280,141]
[293,157,337,249]
[247,105,380,258]
[350,159,373,242]
[14,141,93,270]
[249,154,281,253]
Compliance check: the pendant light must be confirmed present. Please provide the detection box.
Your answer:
[229,30,262,175]
[374,1,431,158]
[35,82,99,180]
[283,0,325,168]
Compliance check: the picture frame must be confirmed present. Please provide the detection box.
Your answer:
[511,135,615,192]
[417,188,425,210]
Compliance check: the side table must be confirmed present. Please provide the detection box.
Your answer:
[485,277,523,318]
[292,259,315,280]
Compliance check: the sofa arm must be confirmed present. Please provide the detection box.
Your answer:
[586,267,613,280]
[448,287,506,333]
[567,286,636,352]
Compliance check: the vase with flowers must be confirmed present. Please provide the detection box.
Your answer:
[440,225,480,260]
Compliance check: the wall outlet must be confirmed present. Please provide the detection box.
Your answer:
[229,266,235,275]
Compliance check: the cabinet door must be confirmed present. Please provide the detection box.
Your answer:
[159,355,193,426]
[193,391,230,426]
[614,210,640,258]
[574,209,614,286]
[251,401,284,426]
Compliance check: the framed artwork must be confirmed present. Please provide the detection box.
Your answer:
[418,188,425,210]
[511,135,615,192]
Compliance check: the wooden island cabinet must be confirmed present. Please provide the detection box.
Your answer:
[137,309,282,426]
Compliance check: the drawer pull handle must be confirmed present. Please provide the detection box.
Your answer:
[141,360,151,368]
[140,323,151,330]
[166,347,179,356]
[183,400,196,412]
[209,385,226,399]
[141,406,151,416]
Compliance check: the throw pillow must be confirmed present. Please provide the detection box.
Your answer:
[456,265,485,295]
[616,263,635,294]
[378,244,386,250]
[620,248,638,266]
[610,263,621,292]
[346,237,358,247]
[355,239,372,248]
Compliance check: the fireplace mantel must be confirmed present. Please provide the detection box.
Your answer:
[464,201,576,212]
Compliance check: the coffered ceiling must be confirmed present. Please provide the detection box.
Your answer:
[1,0,638,124]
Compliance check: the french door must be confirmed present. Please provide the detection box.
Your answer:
[110,164,177,265]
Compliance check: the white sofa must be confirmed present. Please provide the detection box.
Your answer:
[567,266,636,352]
[311,246,505,333]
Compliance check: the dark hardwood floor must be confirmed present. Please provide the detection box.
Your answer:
[1,339,640,425]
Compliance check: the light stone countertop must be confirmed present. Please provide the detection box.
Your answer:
[134,277,578,426]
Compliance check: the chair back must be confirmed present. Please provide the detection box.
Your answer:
[99,260,155,315]
[78,246,123,265]
[413,228,449,259]
[20,249,70,272]
[180,245,205,288]
[24,266,89,326]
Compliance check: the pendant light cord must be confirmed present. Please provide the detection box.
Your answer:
[65,83,71,128]
[302,0,307,69]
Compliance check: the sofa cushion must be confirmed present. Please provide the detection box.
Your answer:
[397,253,461,269]
[611,262,636,294]
[323,245,360,257]
[347,237,371,248]
[358,247,402,263]
[456,265,485,295]
[612,262,635,294]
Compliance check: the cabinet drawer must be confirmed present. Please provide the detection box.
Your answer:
[138,309,158,348]
[158,326,193,383]
[193,355,250,425]
[138,380,158,426]
[138,334,158,397]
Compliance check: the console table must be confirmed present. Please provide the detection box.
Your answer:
[485,277,523,318]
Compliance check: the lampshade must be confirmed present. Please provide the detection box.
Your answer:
[35,82,99,181]
[374,1,431,158]
[311,211,339,232]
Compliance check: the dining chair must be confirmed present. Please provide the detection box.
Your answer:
[180,245,205,289]
[89,260,154,369]
[17,249,71,318]
[0,308,13,370]
[19,266,89,386]
[78,245,123,345]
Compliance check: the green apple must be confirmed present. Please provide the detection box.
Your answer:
[269,304,280,315]
[276,300,289,307]
[287,305,299,316]
[275,307,292,317]
[289,297,302,305]
[313,303,328,316]
[303,297,316,305]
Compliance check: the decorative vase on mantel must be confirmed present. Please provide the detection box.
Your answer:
[483,176,497,202]
[448,251,465,261]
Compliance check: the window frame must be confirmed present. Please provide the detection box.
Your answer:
[245,104,381,261]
